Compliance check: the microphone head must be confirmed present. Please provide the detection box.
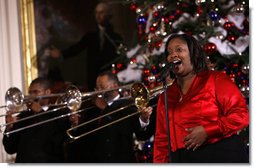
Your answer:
[165,60,182,71]
[158,60,182,82]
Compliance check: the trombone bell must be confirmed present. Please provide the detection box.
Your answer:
[131,83,149,109]
[5,87,24,111]
[64,85,82,112]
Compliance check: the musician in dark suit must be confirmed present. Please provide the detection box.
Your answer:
[2,77,70,163]
[49,2,123,91]
[66,71,154,163]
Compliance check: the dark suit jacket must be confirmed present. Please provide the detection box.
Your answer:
[65,97,155,163]
[65,100,101,163]
[93,98,153,163]
[59,25,123,91]
[2,108,69,163]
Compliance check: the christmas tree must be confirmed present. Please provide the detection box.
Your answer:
[113,0,249,163]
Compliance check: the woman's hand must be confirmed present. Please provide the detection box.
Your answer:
[183,126,208,151]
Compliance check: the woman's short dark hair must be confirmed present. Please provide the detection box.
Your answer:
[164,33,209,73]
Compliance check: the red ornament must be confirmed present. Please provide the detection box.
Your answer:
[203,42,217,55]
[229,73,236,82]
[223,22,235,30]
[233,63,238,68]
[112,70,117,74]
[130,3,137,11]
[230,73,236,78]
[155,40,162,49]
[149,25,156,33]
[116,63,123,69]
[196,6,203,15]
[130,58,137,64]
[162,16,169,24]
[227,35,237,43]
[227,35,236,43]
[111,64,116,74]
[223,17,229,22]
[143,155,148,160]
[153,11,159,18]
[143,69,151,76]
[175,9,182,16]
[169,14,175,21]
[242,80,247,85]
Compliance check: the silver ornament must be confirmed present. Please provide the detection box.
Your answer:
[241,64,249,74]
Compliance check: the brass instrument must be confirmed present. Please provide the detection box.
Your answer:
[4,87,24,111]
[0,87,64,116]
[0,84,132,135]
[0,85,82,135]
[0,82,168,137]
[66,82,167,141]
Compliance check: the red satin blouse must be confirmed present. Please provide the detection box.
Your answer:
[153,70,249,163]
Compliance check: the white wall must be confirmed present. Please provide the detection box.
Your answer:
[0,0,24,163]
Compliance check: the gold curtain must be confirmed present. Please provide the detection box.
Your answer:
[20,0,38,93]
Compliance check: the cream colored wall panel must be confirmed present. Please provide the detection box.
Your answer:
[0,0,23,163]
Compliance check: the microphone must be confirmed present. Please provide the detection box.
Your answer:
[158,60,181,81]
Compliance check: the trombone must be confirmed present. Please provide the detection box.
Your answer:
[66,82,168,141]
[0,85,83,135]
[1,87,65,115]
[0,84,132,135]
[0,81,168,137]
